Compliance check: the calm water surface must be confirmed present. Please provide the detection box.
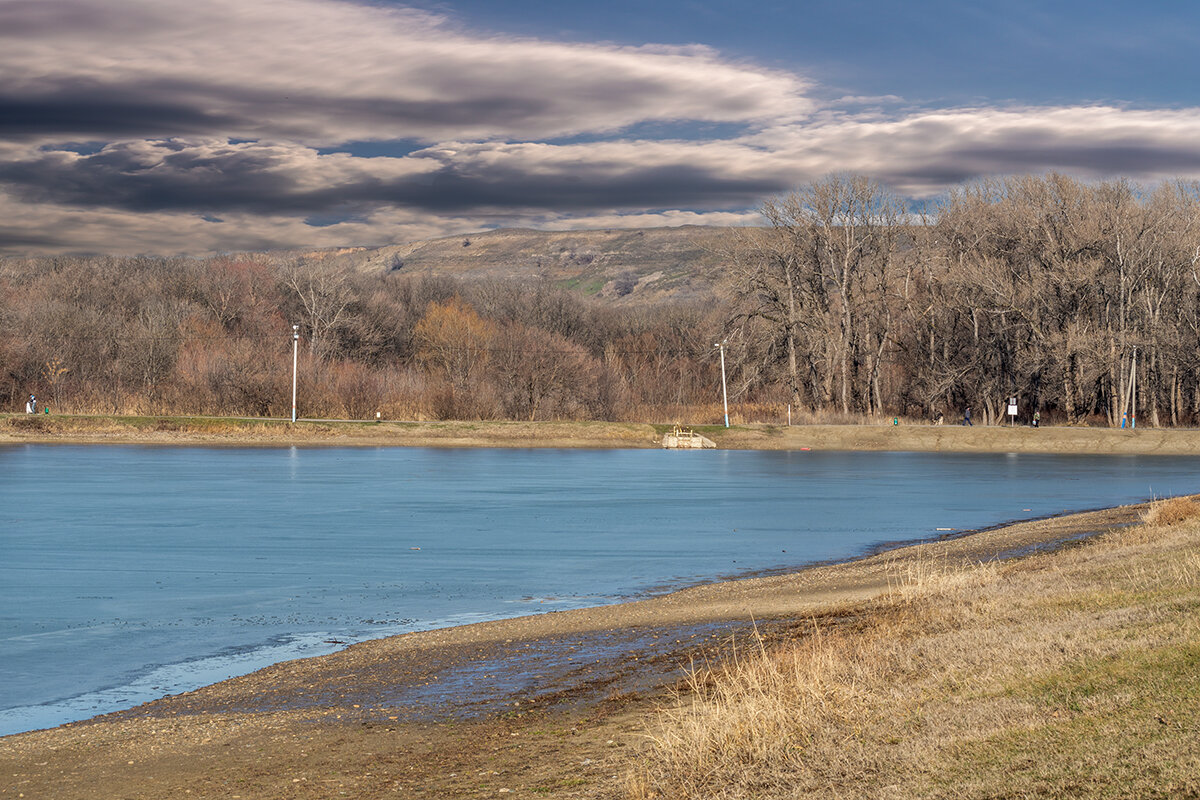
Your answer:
[2,445,1198,735]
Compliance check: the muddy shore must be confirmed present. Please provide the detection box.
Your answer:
[0,496,1145,799]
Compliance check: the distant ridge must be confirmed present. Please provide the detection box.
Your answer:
[310,225,732,304]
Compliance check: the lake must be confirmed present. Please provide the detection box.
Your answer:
[2,445,1198,735]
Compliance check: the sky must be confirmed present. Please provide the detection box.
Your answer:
[2,0,1199,255]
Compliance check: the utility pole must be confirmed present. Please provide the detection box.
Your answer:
[291,324,300,423]
[715,341,729,428]
[1129,347,1137,430]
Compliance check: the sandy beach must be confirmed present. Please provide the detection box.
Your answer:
[0,493,1145,799]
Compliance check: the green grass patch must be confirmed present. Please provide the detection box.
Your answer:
[648,423,730,438]
[937,642,1200,798]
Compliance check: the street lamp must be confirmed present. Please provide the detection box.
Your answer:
[291,324,299,423]
[714,340,729,428]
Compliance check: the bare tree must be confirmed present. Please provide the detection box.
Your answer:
[281,258,356,361]
[724,175,904,415]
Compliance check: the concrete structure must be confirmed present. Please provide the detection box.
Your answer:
[661,425,716,449]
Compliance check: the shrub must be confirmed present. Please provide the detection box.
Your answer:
[1143,496,1200,527]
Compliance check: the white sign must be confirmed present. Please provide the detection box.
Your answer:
[1007,396,1018,417]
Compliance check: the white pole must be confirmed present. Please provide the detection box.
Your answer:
[715,341,729,428]
[291,324,299,423]
[1130,348,1137,430]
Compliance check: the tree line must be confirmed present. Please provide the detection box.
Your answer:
[0,252,727,422]
[725,173,1200,426]
[3,172,1199,426]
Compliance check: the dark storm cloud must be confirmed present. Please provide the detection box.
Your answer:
[0,140,786,216]
[0,77,543,146]
[392,164,786,212]
[0,85,559,145]
[0,93,238,139]
[0,227,63,248]
[0,152,293,213]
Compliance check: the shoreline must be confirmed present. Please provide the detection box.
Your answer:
[7,414,1200,454]
[0,499,1170,798]
[2,510,1138,739]
[1,500,1143,726]
[2,433,1194,797]
[0,500,1118,739]
[0,432,1190,734]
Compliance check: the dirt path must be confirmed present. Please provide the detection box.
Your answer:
[0,503,1143,799]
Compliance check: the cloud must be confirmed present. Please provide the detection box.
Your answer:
[0,137,785,218]
[0,139,439,214]
[0,0,810,144]
[754,106,1200,195]
[0,192,489,255]
[6,103,1200,254]
[2,0,1200,255]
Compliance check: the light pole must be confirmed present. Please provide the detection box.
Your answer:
[291,324,299,423]
[715,340,729,428]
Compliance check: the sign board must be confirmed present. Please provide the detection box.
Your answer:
[1007,396,1018,420]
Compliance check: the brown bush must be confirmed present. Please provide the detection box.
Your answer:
[1142,496,1200,527]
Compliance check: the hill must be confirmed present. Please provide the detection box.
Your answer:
[310,225,732,304]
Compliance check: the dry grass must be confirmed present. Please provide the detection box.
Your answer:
[630,517,1200,799]
[627,402,872,428]
[1,413,294,438]
[1142,495,1200,527]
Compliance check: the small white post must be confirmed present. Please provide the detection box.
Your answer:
[715,341,729,428]
[291,324,299,423]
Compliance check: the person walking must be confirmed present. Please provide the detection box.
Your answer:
[963,405,972,426]
[25,394,35,414]
[1033,410,1040,428]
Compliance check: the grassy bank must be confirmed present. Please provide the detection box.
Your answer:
[0,413,661,448]
[7,412,1200,454]
[630,499,1200,798]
